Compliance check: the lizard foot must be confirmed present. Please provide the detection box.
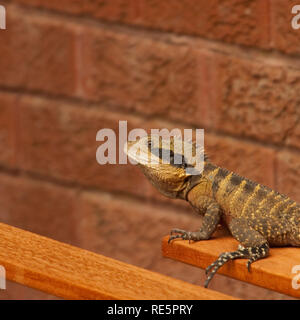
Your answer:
[168,229,207,244]
[204,243,269,288]
[204,250,246,288]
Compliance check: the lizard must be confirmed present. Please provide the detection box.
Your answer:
[124,134,300,288]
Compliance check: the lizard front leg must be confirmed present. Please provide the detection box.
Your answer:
[204,218,269,287]
[168,197,221,243]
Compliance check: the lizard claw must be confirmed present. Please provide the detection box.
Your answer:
[168,229,193,243]
[205,253,225,275]
[246,258,254,272]
[168,229,209,243]
[246,261,250,272]
[205,262,215,275]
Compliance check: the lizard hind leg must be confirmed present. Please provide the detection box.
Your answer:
[204,243,269,288]
[204,218,270,288]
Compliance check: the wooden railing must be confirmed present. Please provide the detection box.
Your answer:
[0,222,235,300]
[0,221,298,299]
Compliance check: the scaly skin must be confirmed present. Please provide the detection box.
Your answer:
[125,135,300,287]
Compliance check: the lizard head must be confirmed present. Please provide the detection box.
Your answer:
[124,134,205,199]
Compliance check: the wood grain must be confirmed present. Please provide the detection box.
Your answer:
[162,235,300,298]
[0,222,236,300]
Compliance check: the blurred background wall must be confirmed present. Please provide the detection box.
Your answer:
[0,0,299,299]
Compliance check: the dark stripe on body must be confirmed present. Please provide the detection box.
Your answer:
[203,162,217,174]
[212,168,230,195]
[223,173,243,196]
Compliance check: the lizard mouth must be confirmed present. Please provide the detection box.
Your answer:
[124,139,160,165]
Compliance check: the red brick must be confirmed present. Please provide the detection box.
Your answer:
[17,95,154,198]
[0,173,78,244]
[205,133,276,189]
[15,0,270,48]
[14,0,137,21]
[136,0,270,48]
[271,0,300,55]
[0,4,78,96]
[276,151,300,203]
[80,27,210,127]
[0,93,17,168]
[85,0,138,22]
[212,55,300,146]
[14,0,85,15]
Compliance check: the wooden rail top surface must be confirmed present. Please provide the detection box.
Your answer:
[0,222,237,300]
[162,235,300,298]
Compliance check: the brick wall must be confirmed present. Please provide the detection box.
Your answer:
[0,0,299,299]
